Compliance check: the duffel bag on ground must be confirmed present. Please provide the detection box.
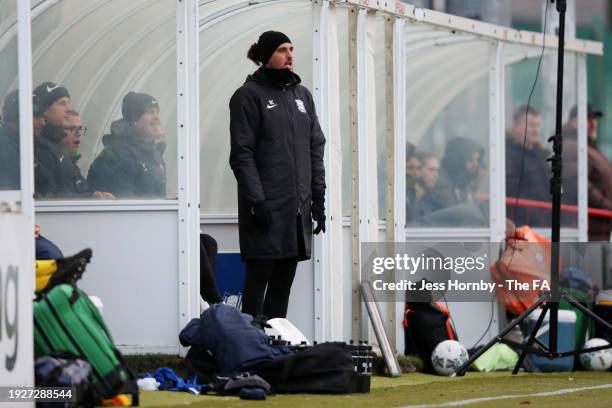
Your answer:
[34,284,138,405]
[248,342,361,394]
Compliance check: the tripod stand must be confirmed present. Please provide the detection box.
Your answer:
[455,0,612,376]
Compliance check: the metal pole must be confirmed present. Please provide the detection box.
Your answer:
[547,0,567,355]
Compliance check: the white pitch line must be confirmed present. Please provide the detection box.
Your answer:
[399,383,612,408]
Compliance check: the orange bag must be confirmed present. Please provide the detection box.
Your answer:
[491,226,561,316]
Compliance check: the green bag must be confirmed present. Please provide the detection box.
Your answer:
[34,284,138,404]
[472,343,519,372]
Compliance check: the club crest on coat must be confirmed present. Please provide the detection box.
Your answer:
[295,99,306,113]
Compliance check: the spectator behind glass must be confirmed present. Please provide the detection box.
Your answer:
[505,105,550,227]
[33,81,83,198]
[0,90,46,189]
[0,90,20,189]
[61,110,84,156]
[563,104,612,239]
[414,152,440,220]
[87,92,167,198]
[419,137,486,226]
[434,137,482,207]
[405,144,421,223]
[418,153,440,192]
[33,82,109,199]
[60,110,114,200]
[406,148,421,181]
[33,93,46,139]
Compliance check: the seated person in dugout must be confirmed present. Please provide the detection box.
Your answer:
[87,92,167,198]
[563,104,612,238]
[32,82,112,199]
[0,90,49,189]
[405,144,421,223]
[505,105,551,227]
[418,137,487,227]
[0,90,21,189]
[33,82,84,198]
[61,110,114,199]
[413,152,440,217]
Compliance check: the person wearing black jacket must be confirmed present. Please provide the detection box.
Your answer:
[87,92,166,198]
[32,82,94,198]
[34,127,90,198]
[0,90,20,190]
[229,31,326,319]
[505,106,550,227]
[0,89,56,191]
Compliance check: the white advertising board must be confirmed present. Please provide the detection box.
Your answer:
[0,209,34,408]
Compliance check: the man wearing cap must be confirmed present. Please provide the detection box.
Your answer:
[87,91,166,198]
[33,81,93,198]
[563,104,612,239]
[229,31,326,319]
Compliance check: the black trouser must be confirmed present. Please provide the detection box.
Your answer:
[200,233,222,304]
[241,258,298,319]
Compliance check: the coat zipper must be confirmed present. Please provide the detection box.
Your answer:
[283,86,301,216]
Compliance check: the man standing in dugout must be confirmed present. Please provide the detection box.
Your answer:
[229,31,326,319]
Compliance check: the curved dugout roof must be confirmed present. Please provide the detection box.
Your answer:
[0,0,597,210]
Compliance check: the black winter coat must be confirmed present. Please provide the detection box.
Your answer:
[87,119,167,198]
[229,68,326,261]
[505,137,551,227]
[505,138,551,202]
[34,134,89,198]
[0,125,20,190]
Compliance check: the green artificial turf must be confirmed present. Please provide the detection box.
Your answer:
[136,371,612,408]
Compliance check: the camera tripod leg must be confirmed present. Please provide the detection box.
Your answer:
[454,295,548,376]
[564,294,612,334]
[512,303,549,374]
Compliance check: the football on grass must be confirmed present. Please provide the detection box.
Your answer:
[431,340,469,376]
[580,338,612,371]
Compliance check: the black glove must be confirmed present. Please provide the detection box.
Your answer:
[311,200,326,235]
[251,200,272,230]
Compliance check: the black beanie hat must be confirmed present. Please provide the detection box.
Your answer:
[256,31,291,65]
[2,89,19,124]
[33,82,70,113]
[122,92,159,123]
